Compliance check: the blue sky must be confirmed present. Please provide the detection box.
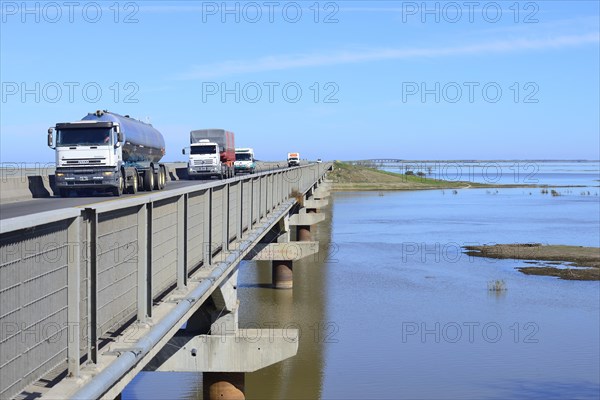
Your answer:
[1,1,599,162]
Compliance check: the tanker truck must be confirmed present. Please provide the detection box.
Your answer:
[184,129,235,179]
[47,110,168,197]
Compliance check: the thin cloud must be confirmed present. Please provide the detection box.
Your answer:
[176,33,598,79]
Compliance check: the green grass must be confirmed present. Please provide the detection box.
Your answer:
[332,161,480,188]
[374,168,465,186]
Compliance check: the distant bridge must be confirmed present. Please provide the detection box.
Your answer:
[347,159,406,164]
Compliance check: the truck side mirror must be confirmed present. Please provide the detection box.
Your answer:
[117,132,123,142]
[47,128,54,148]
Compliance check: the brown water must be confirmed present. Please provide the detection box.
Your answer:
[239,211,333,400]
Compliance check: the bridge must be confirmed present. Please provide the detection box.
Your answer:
[0,162,333,399]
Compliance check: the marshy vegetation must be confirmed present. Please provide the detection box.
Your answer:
[488,280,507,291]
[464,244,600,281]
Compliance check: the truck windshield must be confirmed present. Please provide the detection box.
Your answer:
[191,145,217,155]
[57,128,112,146]
[236,153,252,161]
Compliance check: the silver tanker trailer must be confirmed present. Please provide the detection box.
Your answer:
[47,110,168,197]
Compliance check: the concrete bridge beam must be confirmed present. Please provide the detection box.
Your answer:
[210,300,240,336]
[313,187,330,200]
[289,212,326,226]
[155,329,299,373]
[155,328,299,399]
[304,199,328,213]
[211,270,239,313]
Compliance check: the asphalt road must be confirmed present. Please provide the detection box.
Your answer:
[0,161,312,220]
[1,179,209,220]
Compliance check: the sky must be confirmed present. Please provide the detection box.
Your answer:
[1,1,599,162]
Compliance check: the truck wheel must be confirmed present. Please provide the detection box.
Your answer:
[153,168,161,190]
[144,169,154,191]
[113,172,124,196]
[129,173,138,194]
[158,167,166,190]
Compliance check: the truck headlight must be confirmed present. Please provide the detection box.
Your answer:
[56,173,64,177]
[103,171,113,176]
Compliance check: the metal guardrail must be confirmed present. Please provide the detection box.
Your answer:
[0,163,332,400]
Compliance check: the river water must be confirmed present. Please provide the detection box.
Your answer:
[124,161,600,399]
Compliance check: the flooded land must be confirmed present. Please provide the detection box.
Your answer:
[464,243,600,280]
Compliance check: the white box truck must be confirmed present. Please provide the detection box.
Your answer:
[287,152,300,167]
[234,148,256,174]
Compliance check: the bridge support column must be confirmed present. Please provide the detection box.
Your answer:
[248,241,319,289]
[203,372,245,400]
[296,225,311,241]
[272,260,293,289]
[289,212,325,243]
[205,300,244,399]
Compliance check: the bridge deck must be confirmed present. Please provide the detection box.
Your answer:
[0,163,332,400]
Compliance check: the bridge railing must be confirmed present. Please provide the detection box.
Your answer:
[0,162,331,400]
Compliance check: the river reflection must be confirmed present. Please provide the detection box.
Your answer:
[240,207,333,400]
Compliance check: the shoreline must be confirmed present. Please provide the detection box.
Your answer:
[329,161,594,191]
[332,183,591,191]
[463,244,600,281]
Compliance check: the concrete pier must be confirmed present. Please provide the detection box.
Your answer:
[272,260,294,289]
[203,372,245,400]
[154,282,299,398]
[296,225,312,241]
[290,211,325,243]
[249,242,319,289]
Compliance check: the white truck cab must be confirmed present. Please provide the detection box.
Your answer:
[234,148,256,174]
[186,139,222,178]
[287,152,300,167]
